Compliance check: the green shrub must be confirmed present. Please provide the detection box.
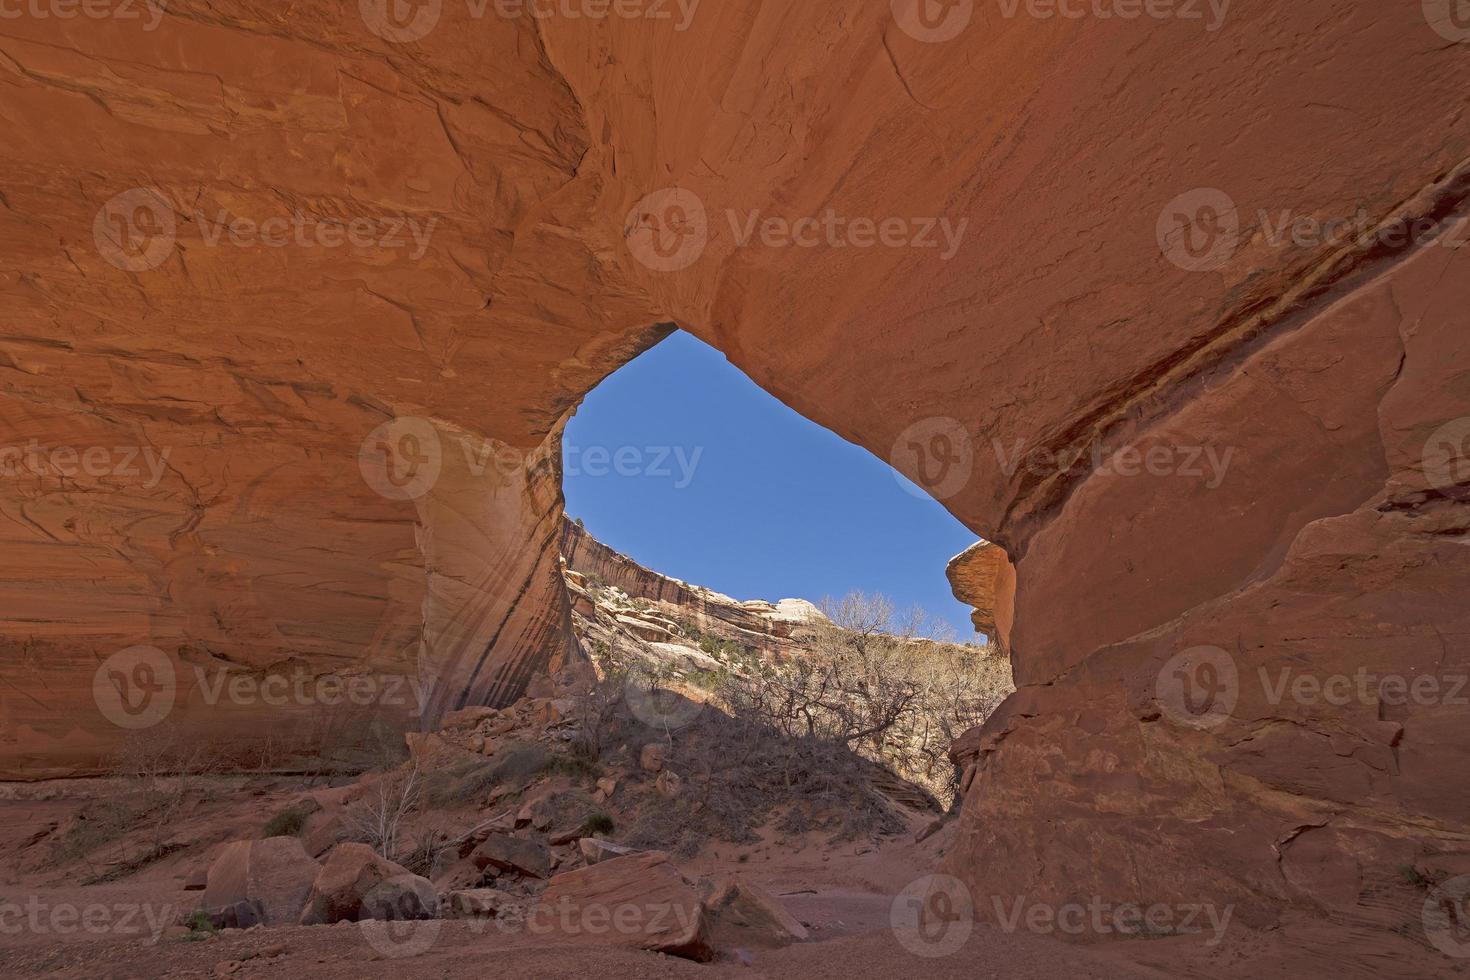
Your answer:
[541,752,601,779]
[583,811,615,835]
[261,805,310,838]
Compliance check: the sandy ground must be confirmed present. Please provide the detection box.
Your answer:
[1,779,1459,979]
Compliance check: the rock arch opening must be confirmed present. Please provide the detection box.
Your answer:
[557,328,985,642]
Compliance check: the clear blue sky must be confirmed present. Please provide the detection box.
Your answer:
[562,331,981,638]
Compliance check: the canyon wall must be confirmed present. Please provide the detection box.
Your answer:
[2,0,1468,956]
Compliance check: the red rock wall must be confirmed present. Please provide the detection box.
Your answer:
[1,0,1467,953]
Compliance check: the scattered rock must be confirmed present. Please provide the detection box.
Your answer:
[548,826,586,846]
[579,838,638,864]
[442,706,500,731]
[432,855,484,892]
[536,852,712,961]
[299,843,428,925]
[470,834,551,879]
[596,776,618,797]
[447,888,520,918]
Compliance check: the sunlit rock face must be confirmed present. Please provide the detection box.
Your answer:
[3,0,1469,953]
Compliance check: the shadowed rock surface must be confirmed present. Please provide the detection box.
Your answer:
[1,0,1468,965]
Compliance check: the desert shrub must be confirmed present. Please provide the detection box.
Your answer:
[344,763,422,858]
[583,811,615,835]
[490,742,551,783]
[49,732,222,874]
[261,805,311,838]
[542,752,601,779]
[185,910,218,938]
[718,592,1012,805]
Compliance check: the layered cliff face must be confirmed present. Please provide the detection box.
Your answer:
[2,0,1468,957]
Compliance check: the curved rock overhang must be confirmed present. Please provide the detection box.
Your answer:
[1,0,1468,952]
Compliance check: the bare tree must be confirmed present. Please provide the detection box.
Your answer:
[718,591,1013,805]
[345,763,423,859]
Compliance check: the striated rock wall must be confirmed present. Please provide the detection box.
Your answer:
[560,517,820,652]
[1,0,1468,958]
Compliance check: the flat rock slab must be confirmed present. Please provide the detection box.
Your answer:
[535,852,712,961]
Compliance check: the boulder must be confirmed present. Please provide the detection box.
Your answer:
[578,838,638,864]
[360,873,438,923]
[655,770,682,799]
[203,837,320,926]
[534,852,712,961]
[469,834,551,879]
[639,743,667,774]
[701,874,808,946]
[301,808,347,858]
[298,843,429,925]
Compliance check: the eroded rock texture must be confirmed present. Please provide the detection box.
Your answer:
[2,0,1468,958]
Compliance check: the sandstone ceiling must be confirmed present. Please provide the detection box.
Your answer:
[3,0,1469,956]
